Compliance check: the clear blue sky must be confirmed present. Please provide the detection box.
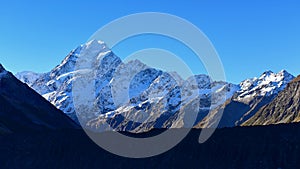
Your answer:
[0,0,299,83]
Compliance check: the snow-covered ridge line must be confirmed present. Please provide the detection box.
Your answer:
[14,40,295,131]
[236,69,294,103]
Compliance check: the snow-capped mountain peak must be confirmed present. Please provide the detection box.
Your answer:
[236,70,295,103]
[258,69,293,82]
[15,40,240,130]
[14,39,297,132]
[50,40,110,77]
[85,39,107,49]
[278,69,293,77]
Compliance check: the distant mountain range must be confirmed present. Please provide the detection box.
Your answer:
[13,40,299,132]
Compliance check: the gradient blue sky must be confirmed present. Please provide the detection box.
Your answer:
[0,0,299,83]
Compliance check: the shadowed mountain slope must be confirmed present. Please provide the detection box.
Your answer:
[0,64,78,133]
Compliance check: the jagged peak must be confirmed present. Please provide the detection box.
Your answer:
[61,40,109,63]
[84,39,107,50]
[278,69,294,78]
[279,69,288,74]
[237,70,295,101]
[49,40,118,78]
[262,70,274,75]
[259,70,274,79]
[80,40,120,68]
[243,70,294,83]
[261,69,293,77]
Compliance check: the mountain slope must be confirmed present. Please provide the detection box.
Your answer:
[243,75,300,125]
[0,64,78,133]
[16,40,297,131]
[16,40,238,132]
[196,70,294,128]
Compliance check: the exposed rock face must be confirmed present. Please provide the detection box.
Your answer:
[16,40,237,132]
[243,75,300,125]
[197,70,294,128]
[16,40,297,131]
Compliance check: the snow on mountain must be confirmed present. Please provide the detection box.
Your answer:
[85,71,238,132]
[15,40,295,131]
[49,40,122,122]
[15,40,237,131]
[243,74,300,126]
[236,70,294,104]
[15,71,42,86]
[196,70,295,128]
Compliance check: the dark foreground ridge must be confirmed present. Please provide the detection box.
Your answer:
[0,64,78,133]
[1,123,300,169]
